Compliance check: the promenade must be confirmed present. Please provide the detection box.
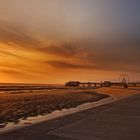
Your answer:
[0,88,140,140]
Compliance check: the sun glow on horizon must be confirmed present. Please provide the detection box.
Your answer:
[0,0,139,83]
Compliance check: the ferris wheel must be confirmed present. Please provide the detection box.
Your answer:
[119,74,129,83]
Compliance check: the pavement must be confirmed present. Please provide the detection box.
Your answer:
[0,89,140,140]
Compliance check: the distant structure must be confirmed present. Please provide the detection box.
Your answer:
[103,81,112,87]
[65,81,80,87]
[65,81,102,88]
[119,74,129,88]
[65,74,140,88]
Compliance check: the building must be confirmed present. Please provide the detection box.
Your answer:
[65,81,80,87]
[103,81,112,87]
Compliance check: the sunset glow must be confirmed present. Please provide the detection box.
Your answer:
[0,0,140,83]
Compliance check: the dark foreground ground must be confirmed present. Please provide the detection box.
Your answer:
[0,89,140,140]
[0,89,108,124]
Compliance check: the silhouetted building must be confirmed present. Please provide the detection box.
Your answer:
[65,81,80,87]
[103,81,112,87]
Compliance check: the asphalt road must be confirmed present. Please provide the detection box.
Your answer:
[0,93,140,140]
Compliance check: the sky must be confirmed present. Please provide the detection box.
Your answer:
[0,0,140,83]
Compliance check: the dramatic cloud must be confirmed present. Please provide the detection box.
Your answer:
[0,69,27,76]
[43,43,77,57]
[46,61,94,69]
[0,0,140,83]
[0,22,42,48]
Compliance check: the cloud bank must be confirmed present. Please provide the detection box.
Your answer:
[0,0,140,83]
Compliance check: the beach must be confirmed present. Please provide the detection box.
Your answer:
[0,87,109,125]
